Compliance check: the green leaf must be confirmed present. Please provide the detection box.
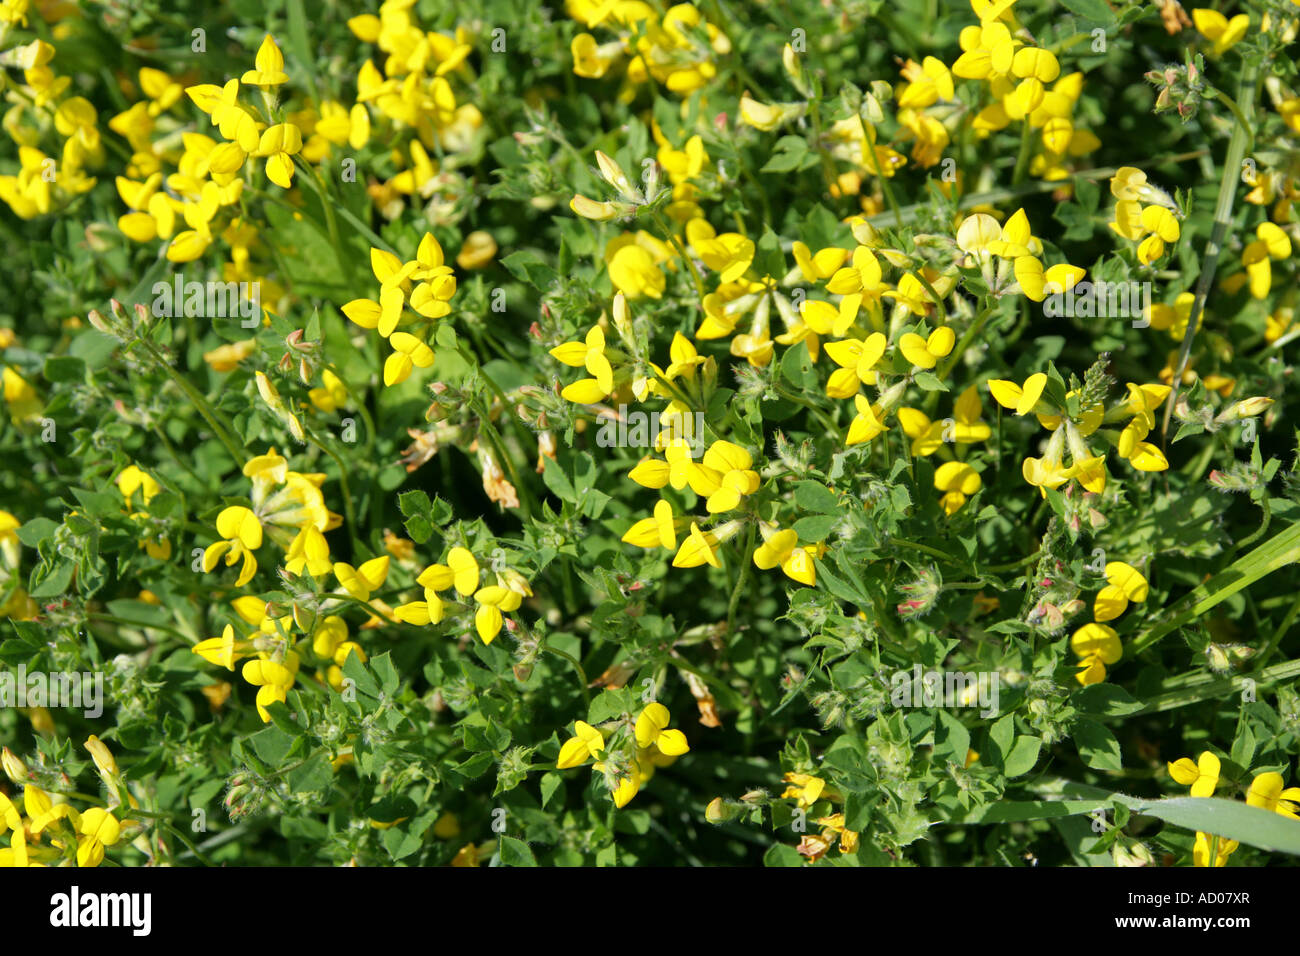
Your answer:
[541,455,577,503]
[1058,0,1116,24]
[44,356,86,383]
[1074,719,1122,771]
[1132,519,1300,654]
[501,250,557,290]
[288,753,333,793]
[934,710,970,765]
[1132,797,1300,855]
[498,835,538,866]
[247,725,297,769]
[1004,736,1042,777]
[794,480,840,514]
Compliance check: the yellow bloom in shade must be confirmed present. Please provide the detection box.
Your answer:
[333,556,390,602]
[204,338,256,372]
[622,499,681,550]
[635,702,690,755]
[1192,9,1250,55]
[84,735,120,780]
[1071,622,1122,686]
[753,527,817,586]
[1245,772,1300,819]
[115,465,160,506]
[383,332,435,386]
[242,34,290,87]
[1168,751,1220,797]
[472,583,525,644]
[1014,257,1085,302]
[782,772,826,808]
[551,325,614,403]
[76,808,121,868]
[672,522,721,568]
[192,623,251,670]
[825,246,884,297]
[203,506,262,586]
[1093,561,1148,622]
[255,123,303,189]
[898,327,955,369]
[701,440,761,513]
[846,395,887,446]
[934,461,981,515]
[285,525,332,577]
[792,242,849,282]
[988,373,1047,415]
[303,368,346,413]
[739,93,803,131]
[824,332,887,397]
[456,231,497,270]
[607,242,666,299]
[609,772,640,808]
[686,219,755,283]
[556,721,605,769]
[1193,831,1238,867]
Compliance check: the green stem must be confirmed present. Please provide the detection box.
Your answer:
[726,522,757,637]
[1161,63,1258,437]
[138,339,245,464]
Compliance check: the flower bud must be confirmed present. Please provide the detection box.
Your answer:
[2,747,29,784]
[705,797,734,823]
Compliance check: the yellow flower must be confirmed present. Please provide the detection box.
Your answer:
[607,236,667,299]
[241,34,290,87]
[1168,751,1220,798]
[383,332,435,386]
[115,465,160,507]
[556,721,605,769]
[203,338,257,371]
[700,440,760,513]
[202,506,263,586]
[824,332,887,397]
[255,123,303,189]
[332,556,390,602]
[308,369,348,412]
[686,219,755,283]
[472,584,524,644]
[782,772,826,808]
[193,623,252,671]
[753,527,817,586]
[738,93,803,131]
[1192,9,1250,55]
[672,522,722,569]
[551,324,614,403]
[243,657,296,722]
[456,231,497,270]
[76,807,121,868]
[1193,831,1238,867]
[635,702,690,755]
[988,372,1047,416]
[825,246,884,297]
[1093,561,1148,622]
[622,499,682,550]
[846,395,887,445]
[1245,772,1300,819]
[952,21,1016,80]
[897,56,955,109]
[1014,257,1085,302]
[1071,622,1122,686]
[934,461,981,515]
[898,326,955,370]
[792,242,849,282]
